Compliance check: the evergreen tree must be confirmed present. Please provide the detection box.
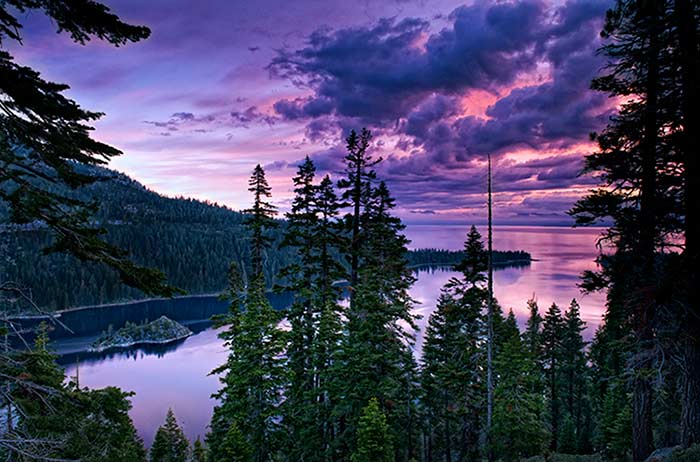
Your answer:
[215,423,252,462]
[336,128,379,310]
[420,226,486,462]
[308,174,346,461]
[570,1,681,459]
[673,0,700,446]
[542,302,565,451]
[245,164,278,277]
[2,324,147,461]
[561,299,589,451]
[208,167,286,462]
[335,180,418,461]
[193,437,207,462]
[281,159,346,462]
[351,398,394,462]
[280,157,319,460]
[523,297,543,360]
[0,1,176,297]
[491,312,548,462]
[150,409,190,462]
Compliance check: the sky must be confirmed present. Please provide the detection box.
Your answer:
[8,0,615,225]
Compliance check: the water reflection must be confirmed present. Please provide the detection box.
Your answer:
[60,225,607,446]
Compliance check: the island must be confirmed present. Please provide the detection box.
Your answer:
[90,316,193,352]
[406,248,532,269]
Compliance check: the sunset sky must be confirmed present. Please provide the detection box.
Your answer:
[10,0,614,225]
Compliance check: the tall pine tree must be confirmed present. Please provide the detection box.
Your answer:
[420,226,486,462]
[150,409,189,462]
[209,166,286,462]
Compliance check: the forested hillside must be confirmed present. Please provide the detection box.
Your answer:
[1,166,294,310]
[1,167,529,311]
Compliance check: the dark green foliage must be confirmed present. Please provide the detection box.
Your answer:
[671,444,700,462]
[150,409,190,462]
[2,167,294,310]
[543,302,566,450]
[2,324,146,461]
[491,310,548,462]
[336,128,379,306]
[0,0,180,297]
[335,178,419,461]
[214,423,252,462]
[280,158,346,462]
[570,1,689,460]
[209,166,287,462]
[406,248,531,269]
[420,226,486,462]
[193,437,207,462]
[351,398,394,462]
[245,164,278,277]
[209,271,286,462]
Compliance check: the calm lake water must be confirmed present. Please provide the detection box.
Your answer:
[60,225,607,446]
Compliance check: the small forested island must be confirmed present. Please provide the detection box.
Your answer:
[90,316,192,352]
[407,248,531,268]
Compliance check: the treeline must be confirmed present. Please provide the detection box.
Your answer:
[407,247,531,268]
[0,167,530,310]
[1,166,292,310]
[200,133,600,462]
[1,169,530,311]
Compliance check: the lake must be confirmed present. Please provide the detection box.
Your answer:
[59,225,607,446]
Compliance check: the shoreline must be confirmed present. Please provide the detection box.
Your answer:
[13,258,534,320]
[88,332,194,353]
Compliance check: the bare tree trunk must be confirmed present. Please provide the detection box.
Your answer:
[486,152,495,462]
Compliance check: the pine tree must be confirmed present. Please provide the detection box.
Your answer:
[336,128,379,310]
[351,398,394,462]
[208,166,286,462]
[523,297,543,360]
[673,0,700,446]
[245,164,278,278]
[0,1,175,297]
[280,157,320,460]
[420,226,486,462]
[281,159,346,461]
[3,323,147,461]
[334,144,418,461]
[192,437,207,462]
[491,312,548,462]
[150,409,190,462]
[215,423,252,462]
[561,299,589,451]
[309,174,346,461]
[542,302,565,451]
[570,1,681,459]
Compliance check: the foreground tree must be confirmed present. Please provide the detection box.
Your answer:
[281,160,346,461]
[0,1,176,297]
[491,311,548,462]
[336,128,379,310]
[151,409,190,462]
[542,303,565,450]
[570,1,680,459]
[420,226,486,462]
[2,325,146,461]
[335,179,419,461]
[352,398,394,462]
[208,166,286,462]
[673,0,700,447]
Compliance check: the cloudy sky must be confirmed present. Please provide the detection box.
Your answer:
[10,0,614,225]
